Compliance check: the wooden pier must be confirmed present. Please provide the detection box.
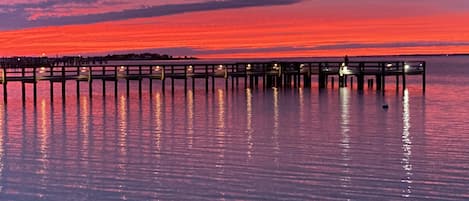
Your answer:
[0,58,426,105]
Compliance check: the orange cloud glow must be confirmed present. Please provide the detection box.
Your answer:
[1,1,469,58]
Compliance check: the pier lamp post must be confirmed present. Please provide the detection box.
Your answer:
[152,66,164,80]
[216,65,227,78]
[273,63,281,76]
[404,63,410,72]
[152,65,164,80]
[119,66,126,72]
[153,65,161,72]
[36,66,47,80]
[117,66,127,78]
[339,62,348,87]
[79,67,90,81]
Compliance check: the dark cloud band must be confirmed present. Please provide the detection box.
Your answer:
[0,0,302,30]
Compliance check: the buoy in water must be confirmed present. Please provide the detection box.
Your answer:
[382,104,389,109]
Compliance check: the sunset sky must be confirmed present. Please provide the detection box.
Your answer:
[1,0,469,58]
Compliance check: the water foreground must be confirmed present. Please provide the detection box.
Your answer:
[0,56,468,200]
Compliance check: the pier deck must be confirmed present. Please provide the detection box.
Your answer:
[0,59,425,105]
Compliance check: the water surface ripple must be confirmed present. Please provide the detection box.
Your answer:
[0,56,468,200]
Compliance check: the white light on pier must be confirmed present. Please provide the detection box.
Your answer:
[386,63,393,67]
[273,63,280,70]
[119,66,126,72]
[39,67,46,74]
[246,64,252,70]
[80,67,88,73]
[154,66,161,72]
[217,65,224,71]
[188,65,193,72]
[404,64,410,70]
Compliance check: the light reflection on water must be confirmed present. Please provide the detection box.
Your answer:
[0,56,468,200]
[401,89,413,198]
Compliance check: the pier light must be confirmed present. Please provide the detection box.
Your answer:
[17,58,21,61]
[187,65,193,72]
[217,65,224,71]
[386,63,393,68]
[80,67,89,73]
[273,63,279,70]
[404,64,410,70]
[153,66,161,72]
[246,64,252,70]
[39,66,46,74]
[299,64,305,70]
[119,66,126,72]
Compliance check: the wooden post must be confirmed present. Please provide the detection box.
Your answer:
[2,68,6,104]
[231,65,235,90]
[422,62,426,94]
[319,63,325,89]
[126,66,130,97]
[236,64,239,89]
[102,66,106,96]
[76,66,80,99]
[33,66,37,105]
[381,63,386,95]
[224,64,229,90]
[149,66,153,96]
[50,65,54,103]
[162,66,166,95]
[50,81,54,103]
[245,65,248,89]
[184,65,188,95]
[350,77,353,88]
[114,66,118,99]
[368,79,374,89]
[205,65,209,93]
[192,67,195,93]
[357,63,364,91]
[263,64,267,89]
[376,75,381,91]
[171,65,175,95]
[62,65,66,103]
[21,66,26,105]
[212,65,215,93]
[138,65,142,98]
[89,66,93,99]
[402,62,406,91]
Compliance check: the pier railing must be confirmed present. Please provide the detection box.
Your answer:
[0,60,425,105]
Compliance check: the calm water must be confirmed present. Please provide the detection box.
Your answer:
[0,56,468,200]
